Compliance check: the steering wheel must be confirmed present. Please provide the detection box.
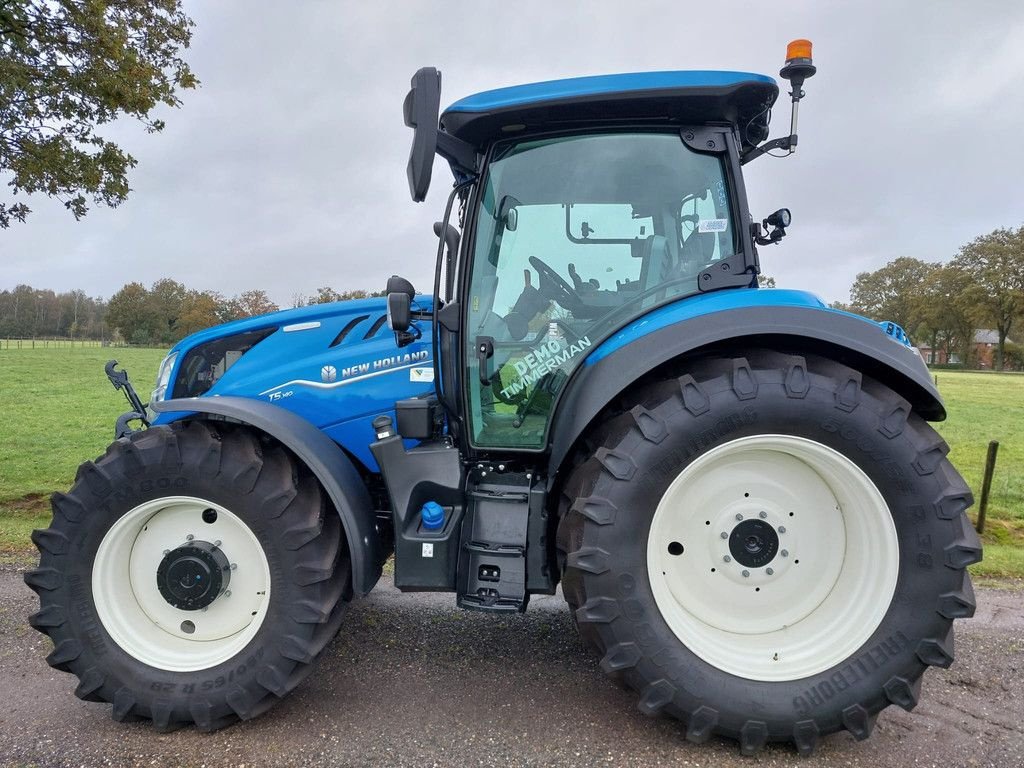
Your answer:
[528,256,581,310]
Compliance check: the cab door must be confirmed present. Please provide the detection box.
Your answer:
[461,132,738,451]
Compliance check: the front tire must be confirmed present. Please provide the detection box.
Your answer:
[557,350,981,754]
[26,421,351,731]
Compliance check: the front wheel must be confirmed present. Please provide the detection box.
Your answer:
[26,421,350,731]
[557,350,981,754]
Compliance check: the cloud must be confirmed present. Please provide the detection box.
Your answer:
[3,0,1024,307]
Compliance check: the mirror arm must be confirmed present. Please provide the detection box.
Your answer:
[436,131,478,174]
[741,134,796,165]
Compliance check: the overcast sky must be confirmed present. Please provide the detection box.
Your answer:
[3,0,1024,306]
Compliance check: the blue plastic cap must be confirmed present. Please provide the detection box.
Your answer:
[420,501,445,530]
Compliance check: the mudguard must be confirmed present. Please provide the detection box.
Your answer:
[547,302,944,478]
[152,396,383,596]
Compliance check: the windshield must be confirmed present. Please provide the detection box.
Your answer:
[465,131,737,449]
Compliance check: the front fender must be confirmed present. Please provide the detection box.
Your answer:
[547,301,943,478]
[152,396,382,596]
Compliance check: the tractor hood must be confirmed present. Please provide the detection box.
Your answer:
[152,296,435,472]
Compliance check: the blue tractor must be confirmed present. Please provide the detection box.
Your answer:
[28,41,980,754]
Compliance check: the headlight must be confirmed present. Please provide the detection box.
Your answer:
[151,352,179,403]
[173,328,275,398]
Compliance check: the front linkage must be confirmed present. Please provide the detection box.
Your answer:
[105,360,149,439]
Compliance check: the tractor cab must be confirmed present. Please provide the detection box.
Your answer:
[391,68,792,452]
[369,52,821,606]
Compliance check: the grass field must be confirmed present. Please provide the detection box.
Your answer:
[0,348,1021,579]
[0,347,165,562]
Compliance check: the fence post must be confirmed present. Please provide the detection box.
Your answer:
[975,440,999,534]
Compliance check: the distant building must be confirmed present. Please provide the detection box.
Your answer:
[918,329,1016,368]
[971,329,1012,369]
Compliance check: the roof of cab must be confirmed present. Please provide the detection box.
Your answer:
[441,70,778,150]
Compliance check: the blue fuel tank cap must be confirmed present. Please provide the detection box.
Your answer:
[420,501,445,531]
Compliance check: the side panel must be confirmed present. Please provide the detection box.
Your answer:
[547,295,944,478]
[151,397,383,596]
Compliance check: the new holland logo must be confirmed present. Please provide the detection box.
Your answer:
[321,365,337,383]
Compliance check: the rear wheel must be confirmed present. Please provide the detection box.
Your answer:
[26,421,351,731]
[557,350,981,754]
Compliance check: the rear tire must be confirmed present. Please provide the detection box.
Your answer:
[26,420,351,731]
[557,350,980,754]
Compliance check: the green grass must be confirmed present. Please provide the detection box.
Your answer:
[0,350,1020,580]
[930,371,1024,578]
[0,347,165,555]
[933,371,1024,522]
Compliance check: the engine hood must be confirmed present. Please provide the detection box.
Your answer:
[153,295,436,473]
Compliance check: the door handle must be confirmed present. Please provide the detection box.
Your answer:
[476,336,494,384]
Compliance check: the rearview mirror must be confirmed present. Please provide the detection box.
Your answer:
[497,195,521,232]
[404,68,442,203]
[386,291,411,333]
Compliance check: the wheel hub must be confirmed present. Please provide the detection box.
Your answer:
[156,540,230,611]
[729,519,779,568]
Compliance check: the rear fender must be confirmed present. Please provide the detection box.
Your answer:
[547,303,944,479]
[152,397,382,596]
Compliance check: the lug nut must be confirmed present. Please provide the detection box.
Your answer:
[213,540,222,548]
[162,549,170,556]
[720,532,728,539]
[735,513,743,521]
[781,549,789,557]
[766,567,775,575]
[759,511,767,519]
[186,534,194,541]
[223,590,231,598]
[778,526,786,534]
[230,563,238,570]
[742,570,750,578]
[723,555,732,563]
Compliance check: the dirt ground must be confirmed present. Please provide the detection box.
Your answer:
[1,566,1021,768]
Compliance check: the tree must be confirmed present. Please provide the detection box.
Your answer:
[106,282,152,344]
[0,0,197,226]
[757,274,776,288]
[176,290,221,336]
[913,265,975,365]
[951,226,1024,370]
[148,277,186,343]
[849,257,939,333]
[312,286,347,304]
[226,289,278,319]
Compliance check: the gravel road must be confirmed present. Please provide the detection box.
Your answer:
[1,566,1021,768]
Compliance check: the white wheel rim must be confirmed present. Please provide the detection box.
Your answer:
[93,496,271,672]
[647,435,899,682]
